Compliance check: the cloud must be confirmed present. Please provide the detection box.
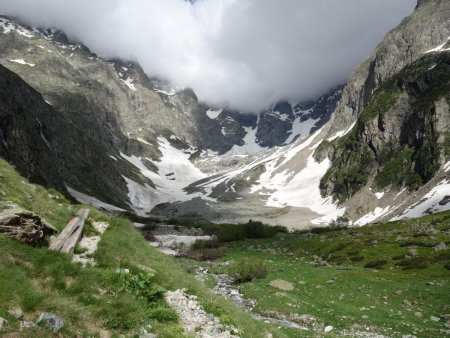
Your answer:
[0,0,416,112]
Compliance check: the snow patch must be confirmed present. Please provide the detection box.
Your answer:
[284,115,319,144]
[120,137,208,214]
[327,122,356,142]
[206,109,222,119]
[121,77,136,91]
[355,206,393,226]
[444,161,450,173]
[226,125,266,156]
[375,191,385,199]
[425,36,450,53]
[0,18,34,38]
[392,179,450,220]
[7,59,35,67]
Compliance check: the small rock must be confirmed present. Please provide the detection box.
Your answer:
[99,330,112,338]
[425,281,435,286]
[430,315,440,322]
[8,308,23,319]
[20,321,36,330]
[36,313,64,332]
[440,314,450,322]
[414,312,422,318]
[269,279,294,291]
[402,300,412,307]
[324,325,333,333]
[395,289,403,295]
[0,317,8,330]
[434,243,447,251]
[362,315,369,319]
[325,279,335,284]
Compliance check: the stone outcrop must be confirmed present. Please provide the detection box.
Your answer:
[0,203,57,245]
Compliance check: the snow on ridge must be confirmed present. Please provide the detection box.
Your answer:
[206,109,222,119]
[425,36,450,53]
[392,179,450,220]
[0,17,34,38]
[7,59,35,67]
[327,122,356,142]
[121,77,136,91]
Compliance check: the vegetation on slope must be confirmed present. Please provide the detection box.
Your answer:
[320,51,450,202]
[190,213,450,337]
[0,158,286,338]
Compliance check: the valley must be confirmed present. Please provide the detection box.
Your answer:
[0,0,449,337]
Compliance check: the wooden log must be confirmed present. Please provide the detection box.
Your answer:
[49,209,89,254]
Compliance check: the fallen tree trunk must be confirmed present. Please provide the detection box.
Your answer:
[49,208,90,254]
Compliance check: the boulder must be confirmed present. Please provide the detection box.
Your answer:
[269,279,294,291]
[0,204,57,245]
[0,317,7,330]
[36,313,64,332]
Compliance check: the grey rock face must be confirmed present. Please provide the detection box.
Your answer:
[328,0,450,134]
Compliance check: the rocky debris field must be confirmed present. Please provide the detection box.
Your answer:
[165,288,239,338]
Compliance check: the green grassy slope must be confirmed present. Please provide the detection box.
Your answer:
[0,158,286,338]
[207,216,450,337]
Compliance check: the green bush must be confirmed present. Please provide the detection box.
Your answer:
[185,248,225,261]
[148,306,178,323]
[116,270,166,302]
[364,259,388,269]
[20,290,47,312]
[396,257,429,270]
[227,258,268,283]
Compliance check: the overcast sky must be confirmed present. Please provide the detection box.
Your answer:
[0,0,416,112]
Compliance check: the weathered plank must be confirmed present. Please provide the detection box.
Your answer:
[49,208,90,254]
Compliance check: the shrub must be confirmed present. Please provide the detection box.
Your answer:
[20,290,46,312]
[351,256,365,262]
[444,262,450,271]
[192,239,220,250]
[185,248,225,261]
[396,257,429,270]
[364,259,388,269]
[228,258,268,283]
[116,270,166,302]
[148,306,178,323]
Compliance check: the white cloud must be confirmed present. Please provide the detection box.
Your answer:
[0,0,416,111]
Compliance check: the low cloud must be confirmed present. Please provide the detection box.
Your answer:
[0,0,416,112]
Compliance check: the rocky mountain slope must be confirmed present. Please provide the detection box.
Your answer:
[0,0,449,229]
[0,14,339,220]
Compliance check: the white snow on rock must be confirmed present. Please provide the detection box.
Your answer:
[425,36,450,53]
[392,179,450,220]
[375,191,385,199]
[327,122,356,142]
[355,206,393,226]
[7,59,35,67]
[284,115,319,144]
[66,186,126,212]
[444,161,450,173]
[206,109,222,119]
[121,77,136,91]
[120,137,208,214]
[0,17,34,38]
[226,125,266,156]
